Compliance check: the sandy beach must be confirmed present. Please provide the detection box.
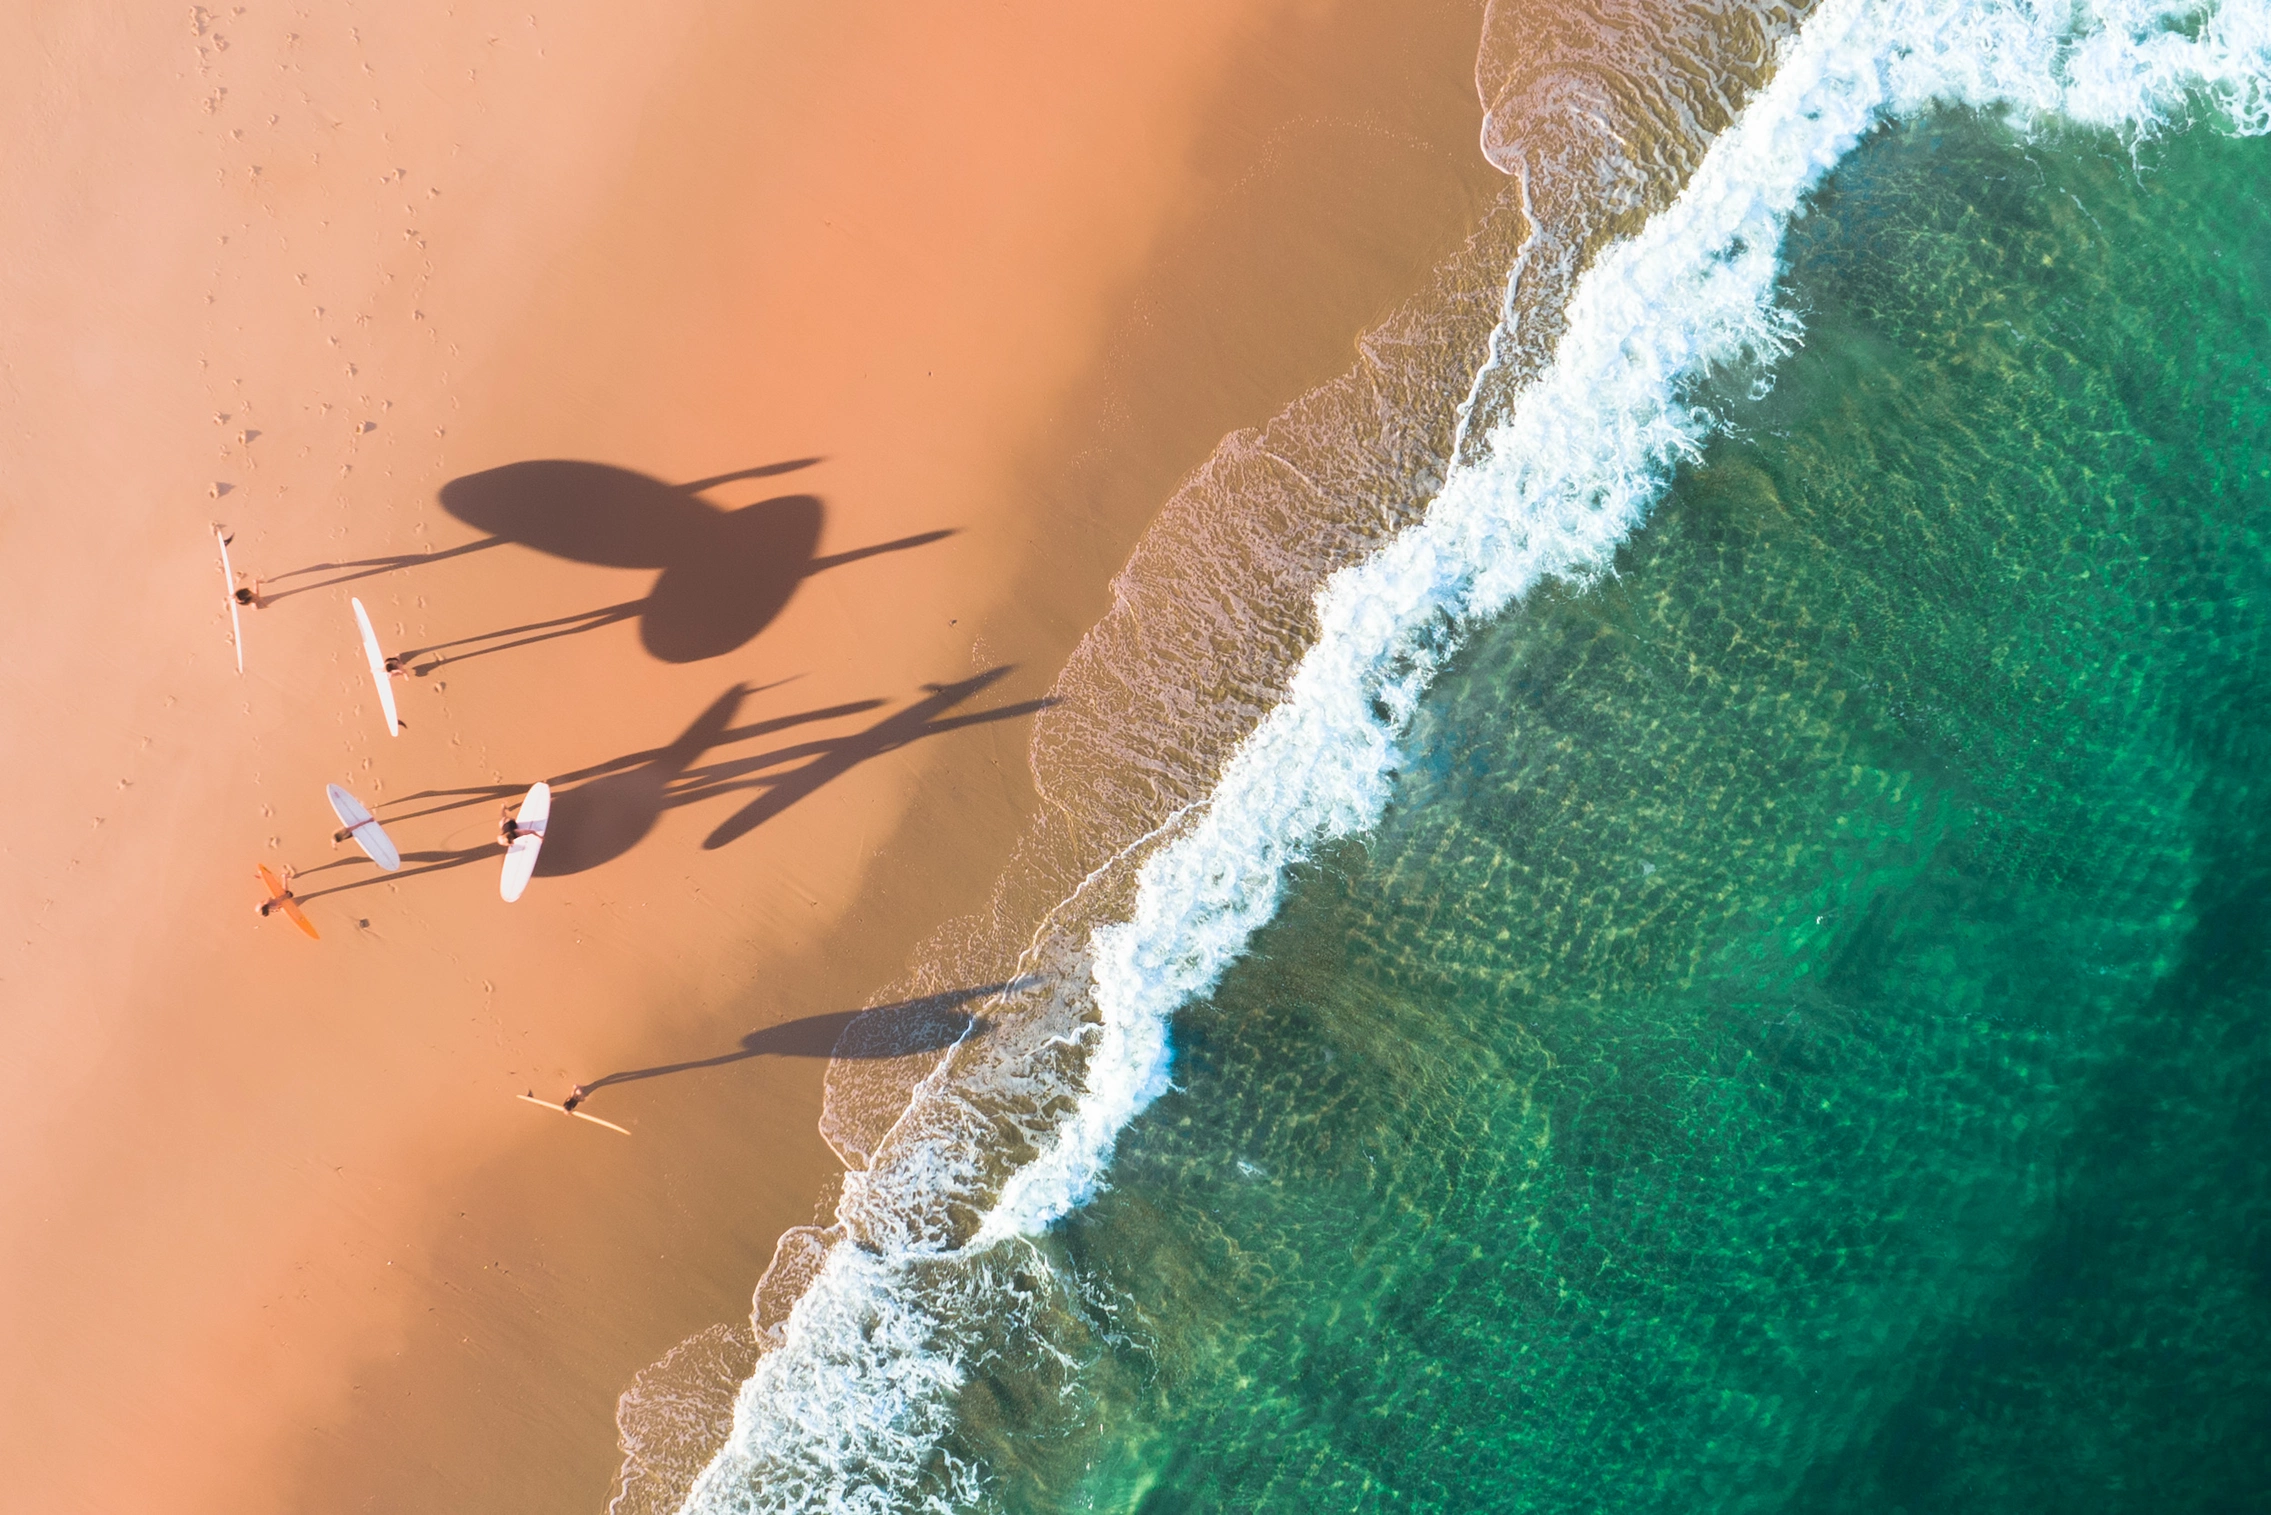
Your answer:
[0,1,1501,1510]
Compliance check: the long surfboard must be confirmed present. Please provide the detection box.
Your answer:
[499,780,549,902]
[256,863,319,940]
[515,1092,631,1135]
[350,596,400,736]
[326,783,401,872]
[215,525,244,675]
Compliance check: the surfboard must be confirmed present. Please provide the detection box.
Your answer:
[515,1092,631,1135]
[326,783,401,872]
[350,596,400,736]
[257,863,319,940]
[215,525,244,675]
[499,780,549,902]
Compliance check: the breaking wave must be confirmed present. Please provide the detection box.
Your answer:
[662,2,2271,1510]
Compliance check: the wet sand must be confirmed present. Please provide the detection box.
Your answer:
[0,1,1501,1510]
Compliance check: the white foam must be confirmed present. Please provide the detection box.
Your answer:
[982,0,2271,1241]
[683,2,2271,1508]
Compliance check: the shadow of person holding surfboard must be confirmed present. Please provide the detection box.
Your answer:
[294,841,504,902]
[257,535,512,606]
[427,457,955,664]
[532,683,748,877]
[292,675,1049,899]
[569,979,1040,1096]
[528,672,1052,874]
[686,667,1058,851]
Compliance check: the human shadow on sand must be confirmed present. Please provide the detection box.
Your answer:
[431,457,954,663]
[686,667,1054,852]
[305,672,1051,896]
[295,842,503,903]
[532,682,755,876]
[573,979,1043,1097]
[363,681,845,826]
[257,535,511,605]
[536,667,1054,875]
[296,691,877,901]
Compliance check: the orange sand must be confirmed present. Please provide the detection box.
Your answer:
[0,1,1501,1509]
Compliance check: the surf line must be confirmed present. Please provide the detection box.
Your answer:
[985,0,2271,1240]
[679,1,2271,1508]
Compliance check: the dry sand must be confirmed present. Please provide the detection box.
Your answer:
[0,1,1501,1509]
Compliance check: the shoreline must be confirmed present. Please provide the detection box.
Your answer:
[0,2,1504,1510]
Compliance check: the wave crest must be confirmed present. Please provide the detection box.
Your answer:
[674,1,2271,1510]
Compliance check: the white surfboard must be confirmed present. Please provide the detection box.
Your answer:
[499,780,549,902]
[351,596,400,736]
[326,783,401,872]
[214,525,244,674]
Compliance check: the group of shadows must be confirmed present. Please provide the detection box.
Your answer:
[294,670,1051,901]
[264,456,1051,902]
[261,456,954,665]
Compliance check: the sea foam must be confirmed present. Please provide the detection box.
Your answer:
[679,2,2271,1509]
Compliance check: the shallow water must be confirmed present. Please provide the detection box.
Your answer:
[1009,111,2271,1512]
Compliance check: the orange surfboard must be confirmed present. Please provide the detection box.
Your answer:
[257,864,320,940]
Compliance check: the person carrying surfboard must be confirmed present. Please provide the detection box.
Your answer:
[350,597,407,736]
[497,802,545,848]
[214,526,248,674]
[214,529,264,607]
[326,784,403,872]
[254,863,296,915]
[497,782,551,902]
[516,1089,629,1135]
[254,864,320,940]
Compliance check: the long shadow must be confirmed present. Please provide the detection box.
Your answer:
[371,693,883,831]
[537,669,1049,870]
[435,457,955,663]
[534,684,742,877]
[690,668,1057,850]
[296,675,1046,893]
[577,978,1043,1096]
[297,844,501,903]
[394,526,954,673]
[401,597,644,670]
[259,535,511,604]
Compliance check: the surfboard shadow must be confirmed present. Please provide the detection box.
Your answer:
[434,457,955,663]
[574,978,1042,1096]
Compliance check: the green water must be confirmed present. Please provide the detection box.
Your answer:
[978,110,2271,1512]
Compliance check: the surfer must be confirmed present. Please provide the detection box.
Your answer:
[253,863,319,937]
[253,864,299,918]
[382,654,415,679]
[562,1084,589,1112]
[517,1088,629,1134]
[232,575,264,609]
[498,803,545,847]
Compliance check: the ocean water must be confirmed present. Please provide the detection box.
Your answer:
[668,2,2271,1509]
[1023,107,2271,1511]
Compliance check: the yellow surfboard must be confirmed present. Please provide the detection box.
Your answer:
[515,1092,630,1136]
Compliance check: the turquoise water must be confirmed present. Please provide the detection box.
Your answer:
[968,111,2271,1511]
